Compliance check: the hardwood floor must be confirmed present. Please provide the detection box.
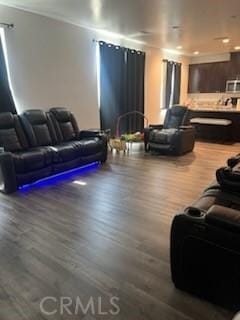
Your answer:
[0,142,239,320]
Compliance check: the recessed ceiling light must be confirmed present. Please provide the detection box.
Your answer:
[162,48,183,56]
[222,38,230,43]
[193,51,199,55]
[176,46,182,49]
[235,46,240,50]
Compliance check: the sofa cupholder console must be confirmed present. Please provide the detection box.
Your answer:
[185,207,206,218]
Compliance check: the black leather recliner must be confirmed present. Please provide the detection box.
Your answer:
[0,112,54,191]
[144,105,195,155]
[49,107,107,168]
[0,108,107,193]
[171,156,240,311]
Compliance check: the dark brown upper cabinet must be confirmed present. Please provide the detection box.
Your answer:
[188,52,240,93]
[229,52,240,80]
[188,61,229,93]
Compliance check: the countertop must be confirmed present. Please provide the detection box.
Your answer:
[189,108,240,113]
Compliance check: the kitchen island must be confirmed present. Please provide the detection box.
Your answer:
[186,108,240,141]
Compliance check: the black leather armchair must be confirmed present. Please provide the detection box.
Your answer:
[144,105,195,155]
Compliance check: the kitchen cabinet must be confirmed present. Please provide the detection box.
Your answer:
[188,61,229,93]
[186,109,240,141]
[228,52,240,80]
[188,52,240,93]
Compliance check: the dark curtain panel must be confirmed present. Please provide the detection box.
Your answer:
[99,43,125,136]
[173,62,181,105]
[125,49,145,134]
[99,42,145,136]
[165,61,174,109]
[0,37,16,113]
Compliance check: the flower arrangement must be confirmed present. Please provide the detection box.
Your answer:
[109,111,148,152]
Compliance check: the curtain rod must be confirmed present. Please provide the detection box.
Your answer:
[0,23,14,29]
[92,39,145,54]
[163,59,181,65]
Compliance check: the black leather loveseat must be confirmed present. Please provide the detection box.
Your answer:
[0,108,107,193]
[171,154,240,311]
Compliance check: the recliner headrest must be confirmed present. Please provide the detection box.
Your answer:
[49,107,80,142]
[50,107,72,122]
[0,112,29,151]
[20,109,57,147]
[0,112,15,129]
[169,105,187,117]
[22,109,48,125]
[163,105,189,129]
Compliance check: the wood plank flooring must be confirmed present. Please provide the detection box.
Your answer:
[0,142,239,320]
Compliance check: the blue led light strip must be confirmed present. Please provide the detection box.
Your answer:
[18,161,100,191]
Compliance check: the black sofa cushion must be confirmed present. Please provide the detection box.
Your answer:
[0,113,29,152]
[150,128,178,145]
[51,138,103,162]
[12,147,53,174]
[206,205,240,233]
[49,107,79,142]
[74,138,103,156]
[20,110,57,147]
[51,143,78,163]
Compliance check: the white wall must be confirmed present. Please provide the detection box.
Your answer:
[145,48,190,124]
[0,5,100,129]
[0,4,189,128]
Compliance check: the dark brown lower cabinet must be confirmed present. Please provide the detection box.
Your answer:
[186,109,240,141]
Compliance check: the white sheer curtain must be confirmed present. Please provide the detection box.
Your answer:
[169,63,176,108]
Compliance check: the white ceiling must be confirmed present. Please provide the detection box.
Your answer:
[1,0,240,56]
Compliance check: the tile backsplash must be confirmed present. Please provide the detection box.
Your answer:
[187,93,240,102]
[185,93,240,110]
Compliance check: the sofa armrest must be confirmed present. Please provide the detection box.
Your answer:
[79,130,108,163]
[173,127,195,155]
[79,130,106,139]
[179,125,194,130]
[0,152,17,193]
[144,125,163,151]
[149,124,164,130]
[206,205,240,233]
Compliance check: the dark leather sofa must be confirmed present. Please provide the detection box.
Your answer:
[171,154,240,310]
[0,108,107,193]
[144,105,195,155]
